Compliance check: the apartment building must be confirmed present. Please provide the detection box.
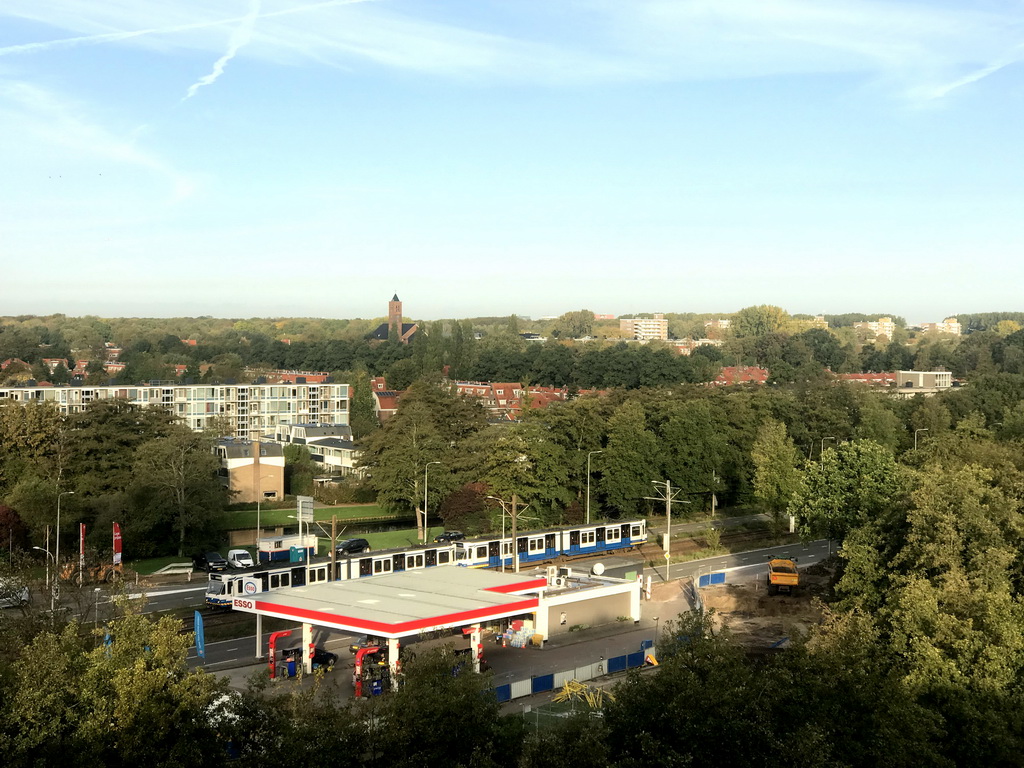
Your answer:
[620,313,669,341]
[896,370,952,396]
[853,317,897,340]
[270,423,362,477]
[918,317,962,336]
[0,382,350,440]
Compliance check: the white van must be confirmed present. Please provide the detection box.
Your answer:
[227,549,255,569]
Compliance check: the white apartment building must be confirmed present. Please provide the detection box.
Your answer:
[0,382,350,440]
[853,317,897,340]
[918,317,962,336]
[620,313,669,341]
[271,423,362,477]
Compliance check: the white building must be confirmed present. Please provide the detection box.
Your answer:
[271,423,362,477]
[0,382,350,440]
[853,317,897,340]
[918,317,962,336]
[620,313,669,341]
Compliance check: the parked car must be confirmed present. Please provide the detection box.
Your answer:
[226,549,255,569]
[335,538,371,556]
[281,646,339,670]
[192,552,229,572]
[349,634,384,654]
[433,531,465,543]
[0,579,29,609]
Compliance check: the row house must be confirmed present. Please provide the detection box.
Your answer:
[0,381,350,440]
[671,338,724,356]
[711,366,770,386]
[270,423,362,477]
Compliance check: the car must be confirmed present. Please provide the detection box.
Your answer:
[226,549,254,569]
[281,646,339,671]
[192,552,229,572]
[349,634,384,654]
[433,531,465,543]
[0,579,29,609]
[335,538,371,556]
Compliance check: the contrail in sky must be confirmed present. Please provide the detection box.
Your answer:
[183,0,261,100]
[0,0,378,58]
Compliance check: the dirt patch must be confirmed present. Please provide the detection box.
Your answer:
[699,567,832,649]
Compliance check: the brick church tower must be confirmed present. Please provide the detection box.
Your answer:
[388,294,403,338]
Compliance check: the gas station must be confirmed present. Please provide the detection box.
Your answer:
[230,563,643,688]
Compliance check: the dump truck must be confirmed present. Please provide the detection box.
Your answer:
[766,557,799,595]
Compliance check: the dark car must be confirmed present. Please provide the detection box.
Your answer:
[349,635,384,654]
[192,552,229,572]
[281,646,339,671]
[433,531,465,544]
[335,538,371,556]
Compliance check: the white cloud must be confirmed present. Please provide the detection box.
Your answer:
[182,0,261,100]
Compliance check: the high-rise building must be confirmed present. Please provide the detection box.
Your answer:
[620,313,669,341]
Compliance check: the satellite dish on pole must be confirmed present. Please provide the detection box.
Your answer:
[592,562,605,576]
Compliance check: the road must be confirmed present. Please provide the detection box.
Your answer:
[666,539,832,583]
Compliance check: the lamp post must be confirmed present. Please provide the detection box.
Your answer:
[653,615,660,648]
[914,428,929,451]
[486,495,532,573]
[54,491,74,609]
[423,461,441,544]
[821,436,836,456]
[648,481,689,582]
[32,546,54,600]
[586,450,603,525]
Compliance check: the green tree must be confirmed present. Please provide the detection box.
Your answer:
[284,444,316,498]
[751,418,802,535]
[346,369,377,439]
[731,304,790,338]
[789,440,909,542]
[131,428,228,556]
[600,400,660,517]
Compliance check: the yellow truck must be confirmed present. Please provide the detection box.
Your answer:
[766,558,799,595]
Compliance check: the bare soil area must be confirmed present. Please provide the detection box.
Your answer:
[698,564,833,649]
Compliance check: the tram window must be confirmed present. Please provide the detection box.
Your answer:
[227,580,235,594]
[409,554,423,568]
[528,538,544,554]
[581,531,596,545]
[373,559,392,574]
[476,546,487,559]
[281,573,290,587]
[632,525,641,537]
[607,529,621,543]
[438,550,450,564]
[503,542,513,556]
[271,574,280,589]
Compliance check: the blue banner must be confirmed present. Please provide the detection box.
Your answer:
[194,610,206,659]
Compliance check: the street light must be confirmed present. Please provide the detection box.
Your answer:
[485,495,531,573]
[424,461,441,545]
[915,428,929,451]
[653,615,660,648]
[54,491,74,610]
[586,450,603,525]
[32,546,54,597]
[821,436,836,456]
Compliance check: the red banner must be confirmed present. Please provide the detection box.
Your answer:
[112,523,122,565]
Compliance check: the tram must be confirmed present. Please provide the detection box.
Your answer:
[206,518,647,609]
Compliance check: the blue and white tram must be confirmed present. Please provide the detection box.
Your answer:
[205,541,460,608]
[454,519,647,568]
[206,519,647,608]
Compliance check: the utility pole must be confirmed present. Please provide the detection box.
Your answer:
[331,515,337,580]
[511,494,519,573]
[646,480,688,583]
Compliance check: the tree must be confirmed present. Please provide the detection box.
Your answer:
[600,401,660,517]
[358,380,484,541]
[551,309,594,339]
[658,399,728,511]
[283,444,316,497]
[346,368,377,439]
[1,608,226,767]
[731,304,790,338]
[131,428,227,556]
[751,419,802,534]
[789,440,909,542]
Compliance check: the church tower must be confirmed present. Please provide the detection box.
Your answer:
[388,294,402,339]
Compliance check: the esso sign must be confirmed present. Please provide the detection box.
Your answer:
[244,581,258,595]
[233,598,254,610]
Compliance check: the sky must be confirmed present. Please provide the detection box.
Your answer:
[2,0,1022,325]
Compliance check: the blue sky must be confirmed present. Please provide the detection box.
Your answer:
[2,0,1022,324]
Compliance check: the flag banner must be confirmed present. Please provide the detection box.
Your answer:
[112,523,122,565]
[79,523,86,578]
[194,610,206,659]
